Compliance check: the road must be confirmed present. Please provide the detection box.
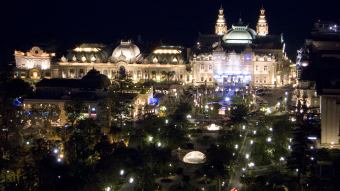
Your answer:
[119,180,136,191]
[226,120,255,191]
[255,85,293,107]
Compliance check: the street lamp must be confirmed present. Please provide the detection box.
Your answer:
[129,178,134,183]
[248,162,255,169]
[279,157,284,171]
[120,170,124,175]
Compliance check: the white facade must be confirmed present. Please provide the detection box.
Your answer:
[14,46,54,70]
[191,44,277,87]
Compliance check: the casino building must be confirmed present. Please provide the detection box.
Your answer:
[190,5,289,87]
[13,5,290,89]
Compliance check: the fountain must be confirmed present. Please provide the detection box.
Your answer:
[206,123,221,131]
[183,151,206,164]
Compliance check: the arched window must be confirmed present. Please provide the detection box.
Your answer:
[137,70,141,79]
[81,56,86,62]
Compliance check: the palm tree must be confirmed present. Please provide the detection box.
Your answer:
[217,129,243,149]
[239,173,253,191]
[166,72,172,84]
[159,124,189,149]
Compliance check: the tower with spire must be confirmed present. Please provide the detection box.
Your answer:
[215,5,227,36]
[256,5,268,36]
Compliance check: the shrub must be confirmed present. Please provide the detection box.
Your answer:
[203,135,211,140]
[186,143,194,149]
[176,167,184,175]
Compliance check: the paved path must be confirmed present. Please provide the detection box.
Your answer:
[227,122,253,191]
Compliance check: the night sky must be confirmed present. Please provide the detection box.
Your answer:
[1,0,340,63]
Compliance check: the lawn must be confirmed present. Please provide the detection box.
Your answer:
[169,181,194,191]
[197,136,216,145]
[329,152,340,160]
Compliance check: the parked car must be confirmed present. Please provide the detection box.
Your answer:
[223,115,231,120]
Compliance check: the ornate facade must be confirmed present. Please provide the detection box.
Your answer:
[191,6,287,87]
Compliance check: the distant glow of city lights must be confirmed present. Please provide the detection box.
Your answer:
[54,149,58,154]
[57,158,61,162]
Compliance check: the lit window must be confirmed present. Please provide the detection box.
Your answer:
[255,77,258,83]
[153,57,158,63]
[201,64,204,71]
[264,77,267,83]
[264,66,267,72]
[209,65,212,71]
[256,66,258,71]
[201,77,204,81]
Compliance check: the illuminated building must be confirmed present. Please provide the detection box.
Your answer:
[191,5,289,87]
[14,40,188,85]
[295,20,340,146]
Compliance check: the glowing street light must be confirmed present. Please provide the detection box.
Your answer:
[250,140,254,145]
[235,145,238,149]
[225,97,230,101]
[248,162,255,169]
[158,142,161,147]
[246,154,249,159]
[268,138,272,142]
[253,130,256,135]
[165,120,168,124]
[129,178,134,183]
[120,170,124,175]
[280,157,285,161]
[269,127,273,131]
[243,126,246,130]
[54,149,58,154]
